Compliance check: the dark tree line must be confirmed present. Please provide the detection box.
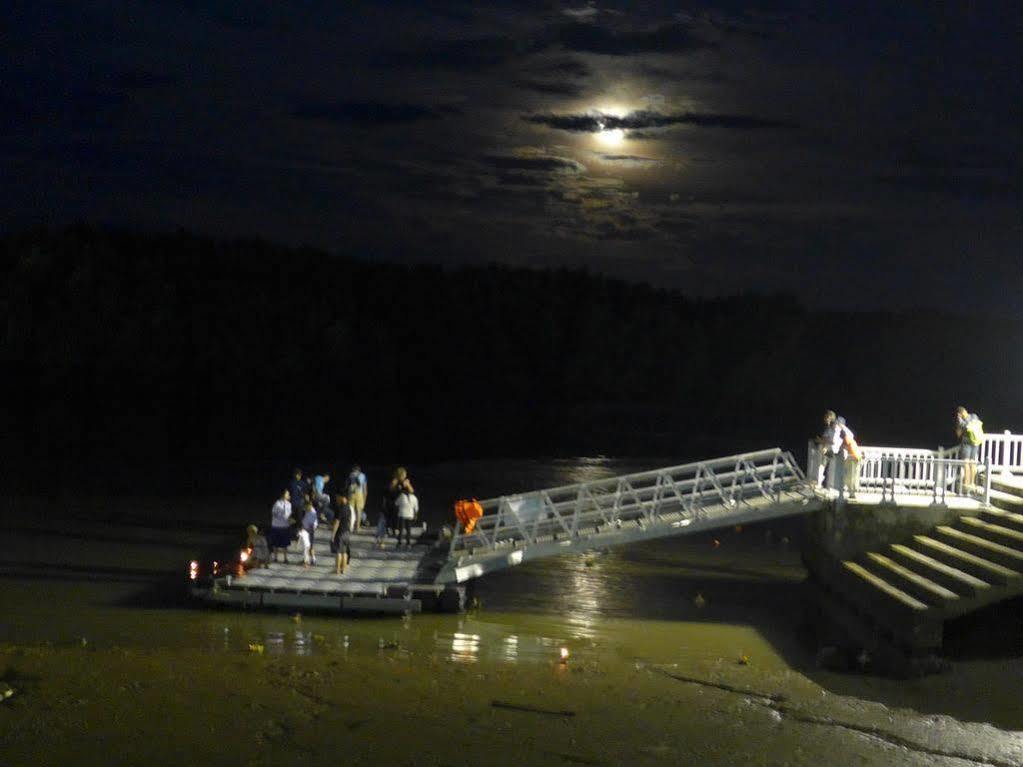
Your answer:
[3,225,1021,491]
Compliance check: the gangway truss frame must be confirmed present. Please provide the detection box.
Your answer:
[436,448,818,584]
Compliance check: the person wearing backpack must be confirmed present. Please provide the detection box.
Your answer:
[346,464,368,530]
[955,406,984,488]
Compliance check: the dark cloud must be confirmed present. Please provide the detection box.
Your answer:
[554,20,716,56]
[873,171,1021,201]
[112,70,178,90]
[599,154,656,162]
[483,154,586,174]
[530,57,591,78]
[524,109,796,133]
[597,154,660,168]
[514,79,585,97]
[495,171,550,187]
[293,101,457,125]
[375,36,524,71]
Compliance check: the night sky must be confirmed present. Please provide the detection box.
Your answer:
[3,2,1021,309]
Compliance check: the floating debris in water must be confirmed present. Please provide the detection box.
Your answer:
[737,653,751,666]
[248,643,265,654]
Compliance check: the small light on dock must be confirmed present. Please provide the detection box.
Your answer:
[239,549,250,563]
[560,646,570,663]
[189,560,199,581]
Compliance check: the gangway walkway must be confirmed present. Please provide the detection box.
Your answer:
[435,448,819,584]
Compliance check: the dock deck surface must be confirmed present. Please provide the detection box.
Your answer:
[237,525,437,596]
[195,525,462,613]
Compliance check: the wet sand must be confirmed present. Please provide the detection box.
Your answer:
[3,634,1023,767]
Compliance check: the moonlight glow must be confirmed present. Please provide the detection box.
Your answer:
[594,106,628,147]
[595,125,625,146]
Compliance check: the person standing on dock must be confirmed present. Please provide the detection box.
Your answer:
[289,469,308,518]
[815,411,838,486]
[302,499,319,566]
[313,473,330,497]
[347,464,368,531]
[817,411,860,495]
[394,489,418,549]
[331,493,355,574]
[387,467,414,537]
[955,406,984,487]
[270,489,293,564]
[834,416,861,498]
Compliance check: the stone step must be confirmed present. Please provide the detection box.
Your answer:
[988,487,1023,514]
[980,504,1023,532]
[888,544,990,598]
[957,516,1023,549]
[910,535,1018,586]
[990,475,1023,500]
[932,526,1023,571]
[841,560,930,615]
[860,552,960,607]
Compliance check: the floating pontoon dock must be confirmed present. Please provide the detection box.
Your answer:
[191,526,467,614]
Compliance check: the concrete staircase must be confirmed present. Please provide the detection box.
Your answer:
[830,476,1023,665]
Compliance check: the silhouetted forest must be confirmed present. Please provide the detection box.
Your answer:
[4,225,1022,492]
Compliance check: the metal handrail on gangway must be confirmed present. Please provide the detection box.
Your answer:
[435,448,818,584]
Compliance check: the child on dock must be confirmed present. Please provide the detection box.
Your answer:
[298,526,312,567]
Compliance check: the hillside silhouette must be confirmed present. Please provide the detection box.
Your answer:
[4,225,1020,492]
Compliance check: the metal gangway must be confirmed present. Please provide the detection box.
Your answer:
[435,448,819,584]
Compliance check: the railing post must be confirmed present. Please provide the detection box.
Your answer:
[883,455,892,504]
[985,453,992,505]
[1003,430,1013,477]
[808,439,821,487]
[449,518,462,559]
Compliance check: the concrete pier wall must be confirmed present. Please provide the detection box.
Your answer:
[803,499,981,562]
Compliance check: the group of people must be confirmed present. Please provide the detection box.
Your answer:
[815,405,985,495]
[241,464,422,578]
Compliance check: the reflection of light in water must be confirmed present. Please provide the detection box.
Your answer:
[563,556,608,639]
[564,458,616,486]
[450,632,481,664]
[502,635,518,663]
[266,631,286,655]
[293,629,311,656]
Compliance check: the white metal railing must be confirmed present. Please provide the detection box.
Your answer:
[448,448,807,559]
[981,430,1023,475]
[808,440,992,505]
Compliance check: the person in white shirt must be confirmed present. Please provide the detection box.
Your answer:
[394,491,419,549]
[270,489,293,563]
